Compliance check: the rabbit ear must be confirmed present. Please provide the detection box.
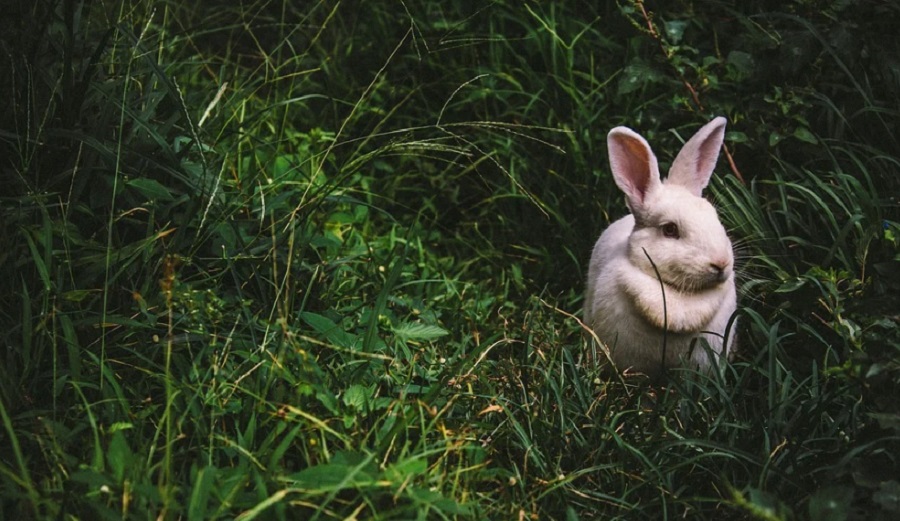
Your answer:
[667,117,727,196]
[607,126,661,215]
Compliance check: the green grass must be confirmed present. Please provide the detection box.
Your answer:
[1,0,898,519]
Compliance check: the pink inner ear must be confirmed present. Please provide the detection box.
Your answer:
[609,131,658,209]
[621,139,653,199]
[668,117,727,195]
[695,137,722,178]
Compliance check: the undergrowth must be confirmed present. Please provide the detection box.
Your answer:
[1,0,898,519]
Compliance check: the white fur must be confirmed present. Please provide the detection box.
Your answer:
[584,117,737,377]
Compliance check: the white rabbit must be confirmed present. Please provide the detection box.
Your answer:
[584,117,737,377]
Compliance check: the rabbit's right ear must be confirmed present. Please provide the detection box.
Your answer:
[607,127,661,216]
[667,117,726,196]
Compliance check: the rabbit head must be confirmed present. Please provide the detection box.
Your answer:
[607,117,733,295]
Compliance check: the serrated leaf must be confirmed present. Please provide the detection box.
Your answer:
[392,322,449,341]
[342,384,370,410]
[108,422,133,434]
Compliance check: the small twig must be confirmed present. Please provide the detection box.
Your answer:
[632,0,746,184]
[722,143,746,184]
[634,0,702,110]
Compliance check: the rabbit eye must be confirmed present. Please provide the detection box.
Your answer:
[661,222,680,238]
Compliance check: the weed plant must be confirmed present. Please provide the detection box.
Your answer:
[0,0,898,519]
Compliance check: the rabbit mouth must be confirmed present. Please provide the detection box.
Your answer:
[664,268,730,293]
[702,269,731,287]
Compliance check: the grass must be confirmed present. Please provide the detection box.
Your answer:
[1,0,898,519]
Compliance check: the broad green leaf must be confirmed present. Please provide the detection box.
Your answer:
[664,20,689,44]
[289,461,374,490]
[291,463,355,488]
[725,130,749,143]
[62,289,94,302]
[342,384,370,410]
[618,61,663,95]
[385,457,427,482]
[126,177,176,201]
[392,322,449,341]
[300,312,358,349]
[793,126,818,144]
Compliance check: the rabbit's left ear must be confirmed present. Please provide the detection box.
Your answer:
[607,126,662,217]
[667,117,726,196]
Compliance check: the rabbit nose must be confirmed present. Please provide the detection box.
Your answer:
[709,261,729,280]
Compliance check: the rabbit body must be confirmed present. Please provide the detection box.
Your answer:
[584,117,737,376]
